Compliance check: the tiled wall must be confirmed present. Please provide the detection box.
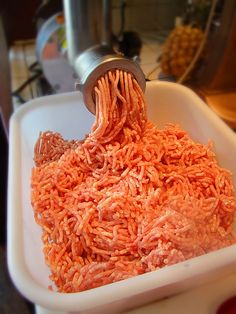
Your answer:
[112,0,187,36]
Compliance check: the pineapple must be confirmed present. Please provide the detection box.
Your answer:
[160,25,204,79]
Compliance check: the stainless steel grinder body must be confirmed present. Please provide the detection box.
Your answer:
[63,0,145,113]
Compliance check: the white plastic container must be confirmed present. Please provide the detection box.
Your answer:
[7,81,236,314]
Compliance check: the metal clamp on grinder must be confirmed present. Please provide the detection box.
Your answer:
[63,0,146,114]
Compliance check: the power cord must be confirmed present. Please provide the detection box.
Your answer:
[177,0,218,84]
[12,69,42,104]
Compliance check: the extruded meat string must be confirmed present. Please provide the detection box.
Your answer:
[31,70,236,293]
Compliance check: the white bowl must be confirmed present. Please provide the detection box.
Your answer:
[7,81,236,314]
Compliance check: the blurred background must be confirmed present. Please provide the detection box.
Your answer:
[1,0,236,313]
